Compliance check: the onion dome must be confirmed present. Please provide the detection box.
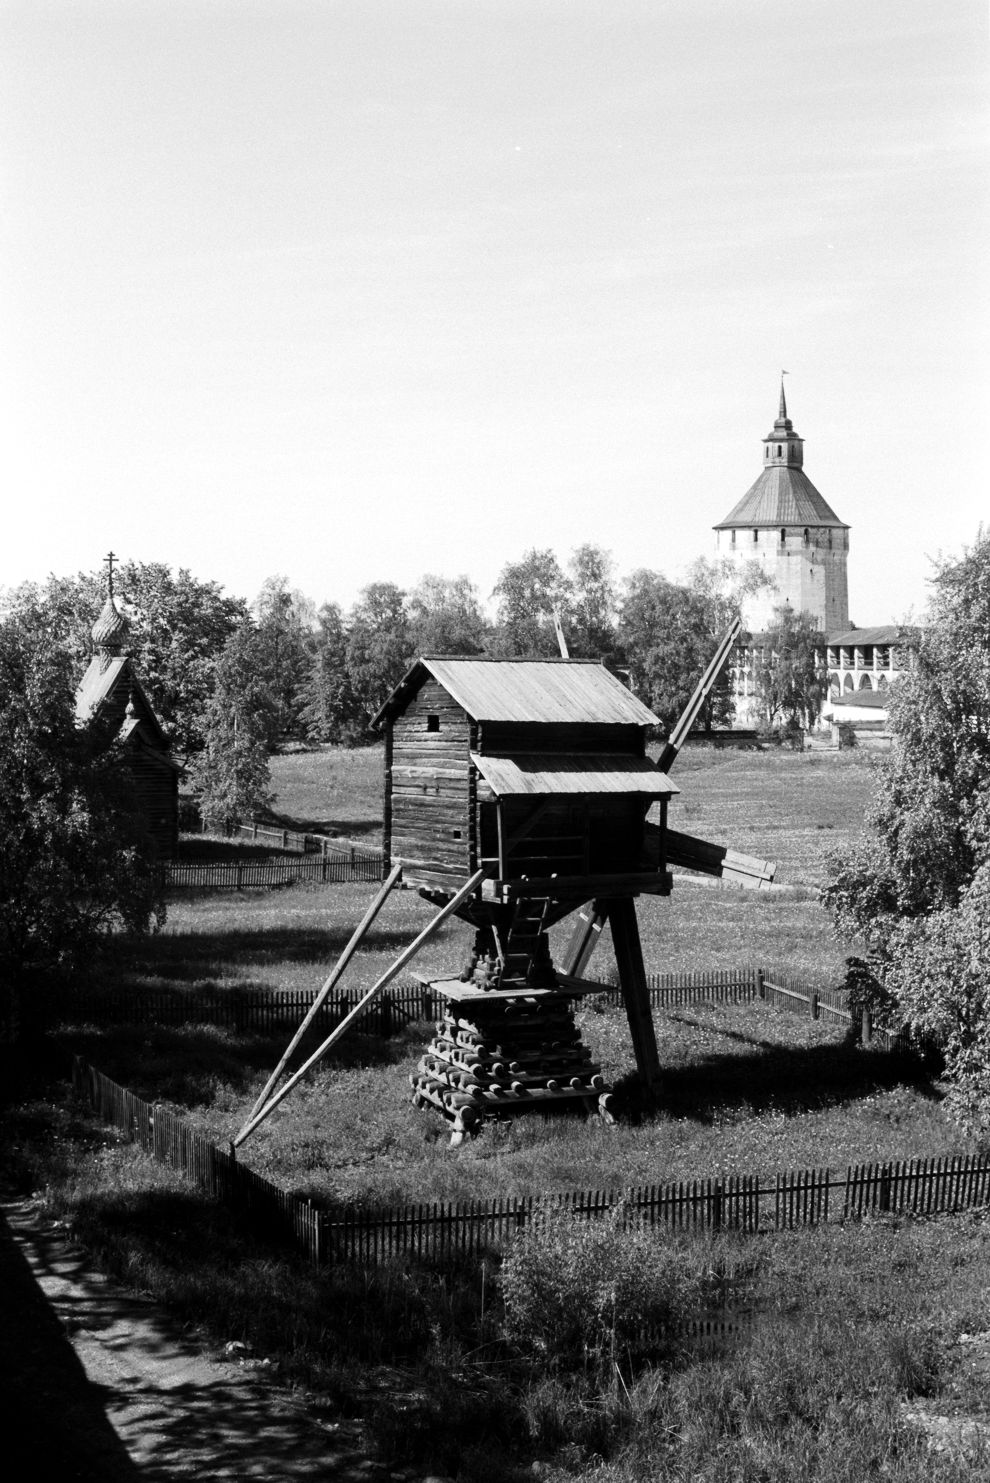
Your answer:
[91,593,129,655]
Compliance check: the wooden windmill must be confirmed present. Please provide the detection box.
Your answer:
[234,621,774,1151]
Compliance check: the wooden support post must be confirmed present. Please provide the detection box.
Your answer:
[244,861,403,1125]
[606,896,662,1093]
[561,900,608,978]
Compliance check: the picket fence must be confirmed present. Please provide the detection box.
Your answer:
[45,965,897,1049]
[46,980,436,1037]
[72,1058,988,1270]
[165,843,384,890]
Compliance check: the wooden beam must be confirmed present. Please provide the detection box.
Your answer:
[243,861,403,1125]
[233,867,487,1149]
[606,896,662,1092]
[503,799,555,852]
[663,827,776,888]
[482,870,671,901]
[561,900,608,977]
[656,616,741,773]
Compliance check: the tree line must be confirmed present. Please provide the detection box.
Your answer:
[2,532,988,1133]
[2,545,830,828]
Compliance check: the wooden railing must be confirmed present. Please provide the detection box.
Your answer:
[73,1058,987,1270]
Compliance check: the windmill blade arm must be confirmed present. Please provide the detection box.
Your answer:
[644,821,776,890]
[655,615,741,773]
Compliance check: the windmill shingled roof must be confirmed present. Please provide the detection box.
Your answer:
[714,466,848,529]
[373,657,661,728]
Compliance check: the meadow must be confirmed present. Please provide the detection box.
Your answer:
[10,741,989,1480]
[267,739,875,886]
[59,741,974,1216]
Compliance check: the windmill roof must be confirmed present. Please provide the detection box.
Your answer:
[470,752,678,797]
[714,466,848,529]
[373,657,660,728]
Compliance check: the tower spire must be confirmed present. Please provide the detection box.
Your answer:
[779,371,789,421]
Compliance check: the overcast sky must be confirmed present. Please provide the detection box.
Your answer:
[1,0,987,625]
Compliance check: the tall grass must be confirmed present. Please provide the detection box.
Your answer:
[5,1086,987,1482]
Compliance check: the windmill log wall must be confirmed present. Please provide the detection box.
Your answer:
[388,678,474,894]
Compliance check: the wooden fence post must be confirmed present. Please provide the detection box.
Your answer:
[811,990,819,1021]
[862,1009,873,1046]
[756,967,765,1001]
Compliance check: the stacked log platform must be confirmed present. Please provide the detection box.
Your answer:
[410,977,614,1143]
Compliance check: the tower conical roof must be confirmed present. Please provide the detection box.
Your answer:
[714,387,848,530]
[715,466,848,529]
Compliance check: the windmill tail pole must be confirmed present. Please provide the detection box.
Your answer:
[247,861,403,1121]
[656,615,742,774]
[232,867,487,1149]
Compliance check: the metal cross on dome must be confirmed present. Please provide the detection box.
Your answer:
[104,550,117,596]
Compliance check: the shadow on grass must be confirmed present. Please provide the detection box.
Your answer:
[0,1200,143,1482]
[57,1022,426,1105]
[1,1184,386,1481]
[101,921,430,985]
[635,1041,939,1124]
[266,811,383,843]
[177,837,305,862]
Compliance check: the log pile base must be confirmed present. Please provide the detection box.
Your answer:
[410,978,615,1145]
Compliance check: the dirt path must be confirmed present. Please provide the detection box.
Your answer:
[1,1192,399,1482]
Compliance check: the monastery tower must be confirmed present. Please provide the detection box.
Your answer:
[714,384,849,633]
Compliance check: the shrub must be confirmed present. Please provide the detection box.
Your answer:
[499,1203,711,1371]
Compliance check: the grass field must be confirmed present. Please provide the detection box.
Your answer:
[8,742,990,1480]
[267,740,878,885]
[267,742,383,841]
[64,742,942,1214]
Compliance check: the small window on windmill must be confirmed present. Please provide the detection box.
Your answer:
[427,715,440,733]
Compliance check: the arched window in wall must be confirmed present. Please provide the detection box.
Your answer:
[859,673,874,691]
[753,529,759,543]
[780,528,786,545]
[803,527,810,545]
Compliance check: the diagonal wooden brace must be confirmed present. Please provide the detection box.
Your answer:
[233,867,487,1149]
[246,861,403,1122]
